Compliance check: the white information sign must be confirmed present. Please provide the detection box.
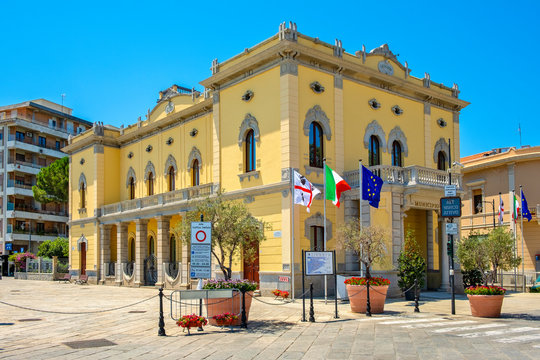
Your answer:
[446,222,458,235]
[445,184,457,197]
[305,251,334,276]
[190,222,212,279]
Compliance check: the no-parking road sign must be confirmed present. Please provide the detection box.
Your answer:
[190,222,212,279]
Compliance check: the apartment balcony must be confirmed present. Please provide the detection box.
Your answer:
[6,158,44,175]
[9,232,67,242]
[6,180,34,197]
[343,165,462,191]
[0,116,72,138]
[101,183,216,217]
[7,136,64,158]
[6,205,68,222]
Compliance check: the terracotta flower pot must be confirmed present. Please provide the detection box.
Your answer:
[467,294,504,318]
[346,284,389,313]
[205,291,253,326]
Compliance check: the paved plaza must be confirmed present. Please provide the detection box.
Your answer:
[1,278,539,359]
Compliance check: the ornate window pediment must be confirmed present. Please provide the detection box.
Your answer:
[77,235,88,251]
[303,105,331,141]
[78,173,87,191]
[238,113,260,147]
[363,120,387,152]
[144,161,156,182]
[164,155,178,175]
[433,138,449,164]
[187,147,202,172]
[387,126,408,157]
[126,167,136,187]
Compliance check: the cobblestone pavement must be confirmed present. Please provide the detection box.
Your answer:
[1,278,539,359]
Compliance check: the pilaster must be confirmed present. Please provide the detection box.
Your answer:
[180,211,190,285]
[452,112,460,163]
[424,103,432,167]
[440,218,450,291]
[135,219,148,286]
[156,216,171,286]
[100,224,112,284]
[391,193,404,267]
[212,92,221,186]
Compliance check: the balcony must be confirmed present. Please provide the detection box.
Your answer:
[6,204,68,222]
[7,135,64,158]
[7,158,44,175]
[6,180,34,197]
[102,183,215,216]
[0,116,72,138]
[343,165,462,191]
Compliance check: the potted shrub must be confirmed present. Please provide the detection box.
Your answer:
[176,314,208,335]
[396,229,426,300]
[212,312,239,327]
[272,289,289,300]
[457,228,520,318]
[203,279,257,326]
[338,222,390,314]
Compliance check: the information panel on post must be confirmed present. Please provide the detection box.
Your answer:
[440,197,462,218]
[305,251,334,276]
[190,221,212,279]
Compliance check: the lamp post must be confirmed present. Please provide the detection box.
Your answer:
[476,200,496,228]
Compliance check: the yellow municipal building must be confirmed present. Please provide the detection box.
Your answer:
[64,23,469,295]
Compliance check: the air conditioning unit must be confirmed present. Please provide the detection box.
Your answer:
[26,132,33,138]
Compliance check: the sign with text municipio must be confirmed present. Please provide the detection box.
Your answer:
[190,222,212,279]
[440,197,462,218]
[305,251,334,276]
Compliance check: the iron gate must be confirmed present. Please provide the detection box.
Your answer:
[144,254,158,286]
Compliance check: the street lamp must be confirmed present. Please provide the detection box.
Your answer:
[476,199,496,228]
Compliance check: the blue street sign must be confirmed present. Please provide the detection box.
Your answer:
[5,243,12,251]
[440,197,462,217]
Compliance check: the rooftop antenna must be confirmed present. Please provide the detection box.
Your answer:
[61,93,66,114]
[518,122,522,148]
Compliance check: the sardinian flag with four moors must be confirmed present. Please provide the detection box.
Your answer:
[293,170,321,212]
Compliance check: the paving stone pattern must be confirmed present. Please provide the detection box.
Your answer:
[0,278,539,359]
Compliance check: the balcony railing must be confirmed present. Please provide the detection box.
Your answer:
[8,158,45,170]
[1,116,74,136]
[343,165,462,189]
[7,180,34,190]
[7,135,63,152]
[101,183,215,216]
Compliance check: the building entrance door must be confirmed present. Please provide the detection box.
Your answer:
[80,242,87,276]
[243,242,260,286]
[144,254,157,286]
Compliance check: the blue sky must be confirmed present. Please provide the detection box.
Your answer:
[1,1,539,157]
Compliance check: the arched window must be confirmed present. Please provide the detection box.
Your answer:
[147,172,154,196]
[245,129,256,172]
[192,159,199,187]
[148,236,155,256]
[129,178,135,200]
[80,183,86,209]
[129,238,135,262]
[168,166,175,192]
[369,135,381,166]
[309,122,324,168]
[170,235,177,263]
[437,151,447,171]
[392,141,402,167]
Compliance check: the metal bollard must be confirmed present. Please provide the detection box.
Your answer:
[309,283,315,322]
[158,287,166,336]
[241,290,247,328]
[366,281,372,317]
[414,278,420,313]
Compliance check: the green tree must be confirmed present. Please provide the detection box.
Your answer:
[178,192,269,280]
[486,227,521,284]
[396,228,426,291]
[337,220,389,279]
[37,237,69,258]
[457,231,491,285]
[32,157,69,204]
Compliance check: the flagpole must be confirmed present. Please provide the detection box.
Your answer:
[323,158,328,305]
[359,159,364,277]
[520,185,525,291]
[290,167,295,301]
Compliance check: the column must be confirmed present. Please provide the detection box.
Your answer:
[156,216,171,287]
[134,219,148,287]
[100,224,111,284]
[116,222,128,285]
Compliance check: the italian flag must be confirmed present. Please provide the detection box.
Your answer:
[325,164,351,208]
[513,192,520,223]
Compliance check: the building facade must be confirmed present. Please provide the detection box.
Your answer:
[461,146,540,274]
[0,99,91,266]
[64,24,468,295]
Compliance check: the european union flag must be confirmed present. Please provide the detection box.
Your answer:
[362,165,383,208]
[521,190,532,222]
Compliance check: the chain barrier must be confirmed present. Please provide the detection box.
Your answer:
[246,289,311,306]
[0,294,158,315]
[164,293,233,306]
